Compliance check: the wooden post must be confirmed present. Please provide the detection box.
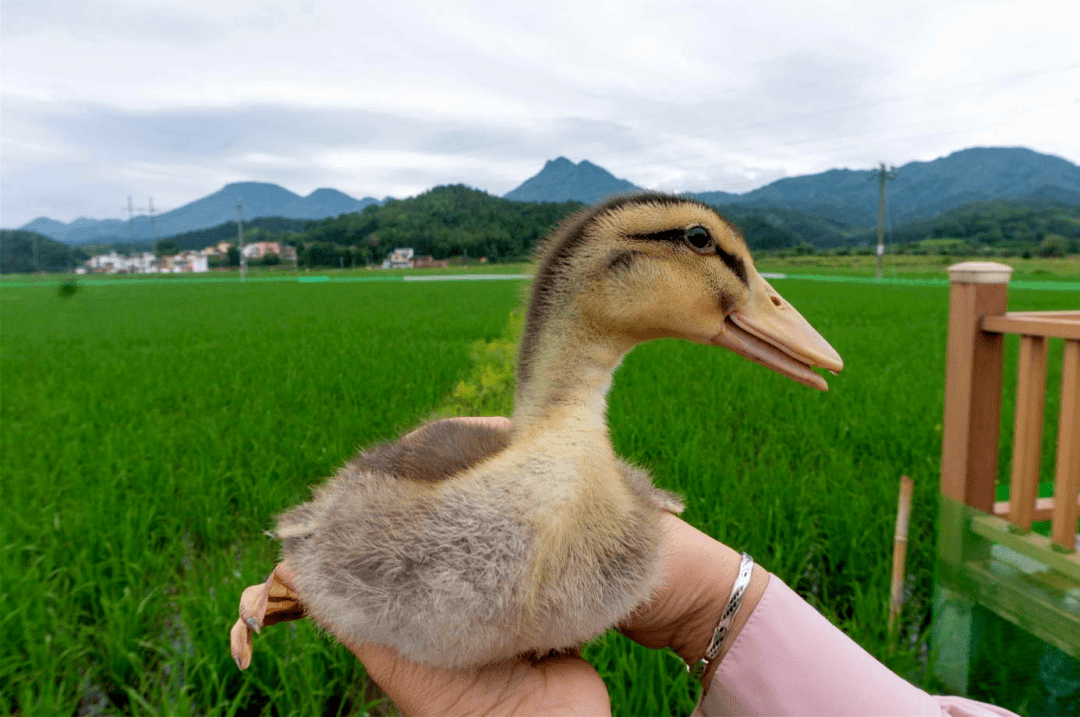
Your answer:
[941,262,1012,514]
[889,476,914,633]
[1052,339,1080,549]
[1010,336,1048,529]
[935,262,1011,694]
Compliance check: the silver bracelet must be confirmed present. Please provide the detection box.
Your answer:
[688,552,754,682]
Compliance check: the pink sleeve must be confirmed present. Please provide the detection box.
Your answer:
[693,576,1020,717]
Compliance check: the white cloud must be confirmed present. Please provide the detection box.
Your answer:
[2,0,1078,227]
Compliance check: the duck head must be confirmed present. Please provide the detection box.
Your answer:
[524,193,844,391]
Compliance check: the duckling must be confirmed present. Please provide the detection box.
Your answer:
[231,193,843,670]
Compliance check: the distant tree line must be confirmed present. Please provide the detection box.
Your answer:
[168,216,314,252]
[5,188,1077,274]
[874,199,1080,256]
[0,230,89,273]
[294,185,583,265]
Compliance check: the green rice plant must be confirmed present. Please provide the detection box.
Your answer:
[431,280,1071,716]
[2,274,1071,715]
[1,279,521,715]
[436,309,522,419]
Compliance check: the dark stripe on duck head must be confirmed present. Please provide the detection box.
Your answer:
[631,226,748,286]
[717,245,748,285]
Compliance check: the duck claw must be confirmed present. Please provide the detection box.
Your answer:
[230,562,304,670]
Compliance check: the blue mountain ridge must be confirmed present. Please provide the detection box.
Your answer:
[21,182,380,245]
[507,148,1080,227]
[18,147,1080,243]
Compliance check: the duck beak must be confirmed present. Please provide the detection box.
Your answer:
[710,270,843,390]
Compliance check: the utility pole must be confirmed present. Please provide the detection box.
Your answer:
[126,195,137,247]
[237,199,247,281]
[148,197,157,244]
[869,162,898,279]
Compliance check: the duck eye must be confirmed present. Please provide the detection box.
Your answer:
[684,226,712,250]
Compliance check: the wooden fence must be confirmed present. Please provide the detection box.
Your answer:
[934,261,1080,693]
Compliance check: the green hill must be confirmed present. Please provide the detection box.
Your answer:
[0,230,89,273]
[230,187,1078,268]
[297,184,583,264]
[16,187,1076,273]
[166,216,315,251]
[840,197,1080,255]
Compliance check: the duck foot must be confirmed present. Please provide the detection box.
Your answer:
[230,562,304,670]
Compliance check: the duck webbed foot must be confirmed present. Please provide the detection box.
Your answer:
[230,562,305,670]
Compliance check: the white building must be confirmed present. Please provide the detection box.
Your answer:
[382,247,415,269]
[158,251,209,273]
[82,250,209,274]
[84,251,157,274]
[242,241,280,260]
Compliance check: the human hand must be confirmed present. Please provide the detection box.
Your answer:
[619,512,769,672]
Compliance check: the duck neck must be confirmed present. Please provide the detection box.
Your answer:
[511,320,632,436]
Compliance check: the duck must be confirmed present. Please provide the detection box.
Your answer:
[230,192,843,670]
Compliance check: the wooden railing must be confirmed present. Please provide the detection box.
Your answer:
[942,261,1080,549]
[935,261,1080,692]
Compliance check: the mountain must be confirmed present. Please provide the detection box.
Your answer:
[18,147,1080,246]
[20,217,75,238]
[504,157,640,203]
[694,147,1080,226]
[506,148,1080,227]
[19,182,380,245]
[281,188,373,219]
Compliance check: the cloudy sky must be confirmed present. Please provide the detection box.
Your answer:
[2,0,1078,228]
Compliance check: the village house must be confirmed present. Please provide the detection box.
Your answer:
[79,249,209,274]
[80,251,156,274]
[202,240,232,258]
[241,241,281,260]
[241,241,296,262]
[382,247,415,269]
[413,255,449,269]
[157,251,209,273]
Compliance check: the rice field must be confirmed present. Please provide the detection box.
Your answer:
[1,271,1075,715]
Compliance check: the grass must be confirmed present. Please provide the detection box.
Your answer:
[0,263,534,286]
[1,279,521,715]
[441,280,1076,715]
[757,252,1080,283]
[2,270,1077,715]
